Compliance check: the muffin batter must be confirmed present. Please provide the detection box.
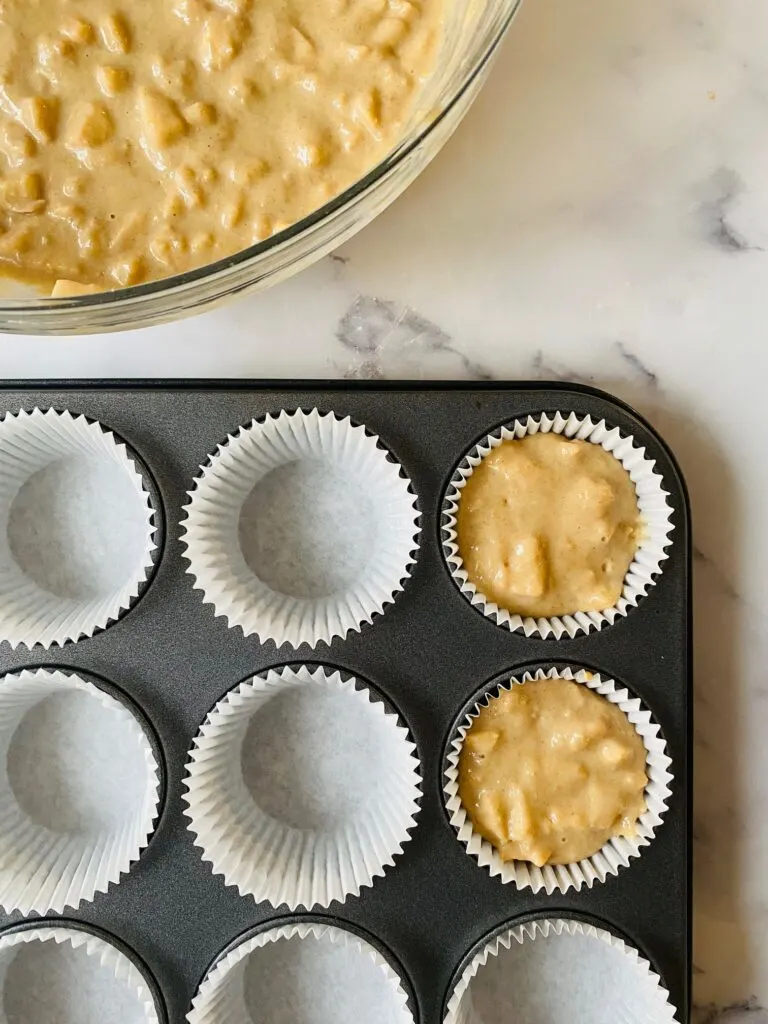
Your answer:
[456,433,641,618]
[0,0,443,291]
[458,678,648,867]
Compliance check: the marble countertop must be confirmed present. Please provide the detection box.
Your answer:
[0,0,764,1019]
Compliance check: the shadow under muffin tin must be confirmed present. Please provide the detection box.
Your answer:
[0,382,691,1024]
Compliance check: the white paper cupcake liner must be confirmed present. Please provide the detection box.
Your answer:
[0,668,162,914]
[0,408,158,648]
[184,664,421,910]
[444,917,676,1024]
[0,923,162,1023]
[188,920,414,1024]
[181,409,420,649]
[444,666,673,894]
[442,412,675,639]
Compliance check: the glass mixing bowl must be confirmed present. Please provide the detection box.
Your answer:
[0,0,523,335]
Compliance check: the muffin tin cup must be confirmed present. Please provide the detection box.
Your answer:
[441,411,675,639]
[184,663,421,911]
[443,666,673,894]
[188,919,416,1024]
[181,408,420,649]
[0,407,158,649]
[0,667,162,914]
[443,916,676,1024]
[0,920,166,1023]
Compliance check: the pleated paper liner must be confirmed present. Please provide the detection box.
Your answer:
[0,919,166,1024]
[188,919,415,1024]
[0,667,162,914]
[181,408,420,649]
[444,916,676,1024]
[184,664,421,910]
[0,407,160,648]
[443,666,673,894]
[441,411,675,639]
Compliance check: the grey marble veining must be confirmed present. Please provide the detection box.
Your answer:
[694,1001,768,1024]
[335,295,494,381]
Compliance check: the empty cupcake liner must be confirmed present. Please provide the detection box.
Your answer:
[0,407,158,648]
[444,917,675,1024]
[181,408,420,649]
[188,920,414,1024]
[0,667,162,914]
[444,666,673,894]
[441,411,675,639]
[184,664,421,910]
[0,922,163,1024]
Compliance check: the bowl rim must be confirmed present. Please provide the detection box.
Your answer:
[0,0,524,320]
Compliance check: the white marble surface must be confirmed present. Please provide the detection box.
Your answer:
[0,0,765,1018]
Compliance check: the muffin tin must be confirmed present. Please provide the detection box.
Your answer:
[0,381,691,1024]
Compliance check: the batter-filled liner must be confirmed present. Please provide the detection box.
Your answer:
[443,666,672,894]
[441,411,674,640]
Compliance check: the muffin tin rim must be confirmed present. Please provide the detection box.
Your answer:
[0,915,169,1023]
[0,377,698,502]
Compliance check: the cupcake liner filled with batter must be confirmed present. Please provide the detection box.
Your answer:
[0,922,164,1024]
[444,917,675,1024]
[188,920,415,1024]
[443,666,672,894]
[181,408,420,649]
[184,664,421,910]
[0,668,162,914]
[441,411,674,640]
[0,408,158,648]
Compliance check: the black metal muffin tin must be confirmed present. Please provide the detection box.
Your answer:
[0,381,691,1024]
